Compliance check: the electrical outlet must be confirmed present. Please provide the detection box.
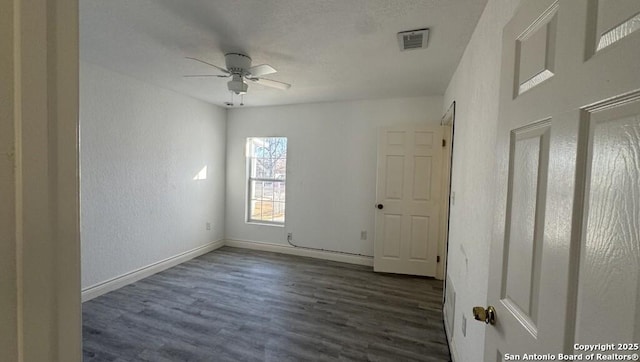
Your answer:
[287,232,292,242]
[206,222,211,231]
[360,230,367,240]
[462,314,467,337]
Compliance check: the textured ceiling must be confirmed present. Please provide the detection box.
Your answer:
[80,0,488,107]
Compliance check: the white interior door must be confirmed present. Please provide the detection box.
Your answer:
[374,125,443,276]
[482,0,640,360]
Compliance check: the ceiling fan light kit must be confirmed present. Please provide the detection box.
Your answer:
[228,75,249,95]
[184,52,291,105]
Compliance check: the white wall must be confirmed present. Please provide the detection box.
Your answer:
[225,96,443,256]
[80,61,227,289]
[442,0,519,361]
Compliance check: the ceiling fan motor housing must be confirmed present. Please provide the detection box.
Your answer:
[225,53,252,75]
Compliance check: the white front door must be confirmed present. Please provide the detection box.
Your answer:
[374,125,444,276]
[482,0,640,360]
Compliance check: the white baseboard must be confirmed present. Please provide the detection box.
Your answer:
[82,239,372,302]
[81,239,225,302]
[443,311,459,362]
[224,239,373,267]
[449,339,459,362]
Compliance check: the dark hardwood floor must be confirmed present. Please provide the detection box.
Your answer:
[83,247,450,361]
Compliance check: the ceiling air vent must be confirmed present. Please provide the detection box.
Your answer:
[397,28,429,51]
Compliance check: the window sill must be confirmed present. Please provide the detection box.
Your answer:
[246,221,285,228]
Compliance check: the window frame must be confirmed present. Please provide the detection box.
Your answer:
[245,137,287,226]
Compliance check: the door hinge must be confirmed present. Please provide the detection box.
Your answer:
[442,139,446,147]
[437,255,441,263]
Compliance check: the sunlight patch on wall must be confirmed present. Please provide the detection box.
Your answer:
[193,166,207,180]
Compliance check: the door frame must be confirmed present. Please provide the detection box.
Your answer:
[440,101,457,362]
[2,0,81,360]
[437,101,456,281]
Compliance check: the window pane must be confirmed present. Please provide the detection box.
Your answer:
[272,202,285,222]
[251,157,285,179]
[251,180,263,199]
[274,182,285,202]
[249,180,286,201]
[250,200,262,220]
[248,200,286,223]
[249,181,285,201]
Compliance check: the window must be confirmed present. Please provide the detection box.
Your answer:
[246,137,287,224]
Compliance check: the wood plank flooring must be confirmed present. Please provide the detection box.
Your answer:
[83,247,450,361]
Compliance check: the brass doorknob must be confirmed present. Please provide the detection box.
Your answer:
[472,305,496,325]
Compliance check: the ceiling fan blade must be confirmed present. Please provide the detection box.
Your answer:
[183,74,230,78]
[185,57,230,74]
[247,77,291,90]
[248,64,277,77]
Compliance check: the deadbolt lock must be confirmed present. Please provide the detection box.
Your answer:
[472,305,496,325]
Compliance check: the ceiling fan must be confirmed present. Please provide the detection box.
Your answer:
[184,53,291,104]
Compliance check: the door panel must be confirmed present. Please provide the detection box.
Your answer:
[385,156,404,199]
[414,130,435,148]
[386,130,406,146]
[575,96,640,346]
[375,125,443,276]
[409,216,429,260]
[412,156,432,201]
[382,214,402,258]
[502,121,550,331]
[515,2,558,96]
[587,0,640,55]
